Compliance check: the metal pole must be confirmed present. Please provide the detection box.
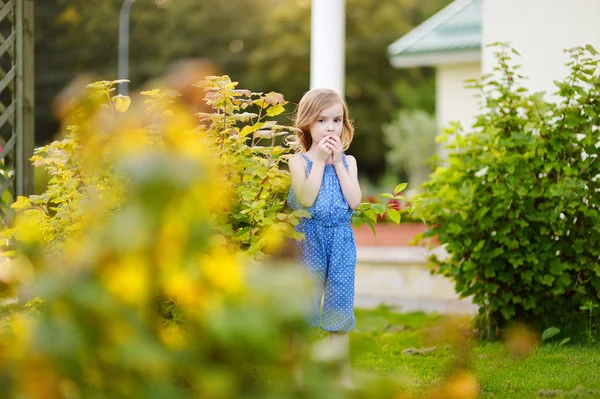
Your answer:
[310,0,346,97]
[16,0,35,197]
[118,0,137,95]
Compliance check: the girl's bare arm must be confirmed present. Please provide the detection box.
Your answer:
[289,155,326,208]
[333,155,362,209]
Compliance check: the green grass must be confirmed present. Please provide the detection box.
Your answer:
[351,306,600,398]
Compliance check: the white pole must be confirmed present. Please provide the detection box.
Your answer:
[310,0,346,97]
[118,0,137,95]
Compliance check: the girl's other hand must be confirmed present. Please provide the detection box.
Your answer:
[316,136,333,162]
[326,135,343,164]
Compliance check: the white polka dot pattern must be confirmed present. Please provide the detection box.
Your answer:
[287,154,357,333]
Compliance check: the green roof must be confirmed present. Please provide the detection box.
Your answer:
[388,0,482,67]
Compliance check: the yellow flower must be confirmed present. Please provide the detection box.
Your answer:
[102,255,150,306]
[201,248,243,295]
[163,270,204,309]
[428,371,479,399]
[445,371,479,399]
[13,211,43,245]
[158,323,186,350]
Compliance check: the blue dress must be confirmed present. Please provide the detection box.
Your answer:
[287,153,357,333]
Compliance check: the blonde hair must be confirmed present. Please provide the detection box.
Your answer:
[286,88,354,153]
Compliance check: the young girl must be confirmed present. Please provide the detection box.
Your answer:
[287,88,361,387]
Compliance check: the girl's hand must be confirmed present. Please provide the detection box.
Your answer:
[326,135,343,164]
[316,136,333,162]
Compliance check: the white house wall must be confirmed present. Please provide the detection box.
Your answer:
[482,0,600,98]
[436,62,482,157]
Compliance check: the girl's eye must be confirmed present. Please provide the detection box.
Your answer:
[317,119,324,123]
[334,119,341,123]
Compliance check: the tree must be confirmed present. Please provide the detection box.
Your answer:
[382,109,437,194]
[35,0,452,182]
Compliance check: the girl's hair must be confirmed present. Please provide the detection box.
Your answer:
[287,88,354,152]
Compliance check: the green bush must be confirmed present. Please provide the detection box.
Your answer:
[419,44,600,338]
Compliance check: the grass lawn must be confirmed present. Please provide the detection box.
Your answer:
[350,306,600,398]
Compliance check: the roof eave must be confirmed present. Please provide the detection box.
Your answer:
[389,49,481,68]
[387,0,477,56]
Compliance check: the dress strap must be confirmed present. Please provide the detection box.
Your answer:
[342,154,349,171]
[299,153,311,163]
[298,153,312,176]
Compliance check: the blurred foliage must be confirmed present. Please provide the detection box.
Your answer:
[418,44,600,339]
[383,109,437,193]
[35,0,452,181]
[0,74,431,398]
[4,76,308,260]
[0,76,334,399]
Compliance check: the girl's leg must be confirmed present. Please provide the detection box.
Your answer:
[297,222,328,328]
[321,226,356,332]
[329,331,353,389]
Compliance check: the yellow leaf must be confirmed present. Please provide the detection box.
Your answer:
[112,95,131,113]
[11,196,31,211]
[13,212,43,245]
[266,104,285,117]
[140,89,161,96]
[240,122,264,137]
[57,4,82,25]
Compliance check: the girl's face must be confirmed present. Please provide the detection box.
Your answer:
[308,102,344,146]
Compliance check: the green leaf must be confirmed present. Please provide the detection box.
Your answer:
[559,338,571,346]
[364,218,376,236]
[541,327,560,341]
[292,209,311,219]
[474,240,485,252]
[500,306,516,320]
[372,203,386,215]
[363,209,377,223]
[387,208,401,225]
[586,44,598,55]
[394,183,407,195]
[550,260,564,276]
[380,193,393,199]
[541,275,555,286]
[356,203,371,211]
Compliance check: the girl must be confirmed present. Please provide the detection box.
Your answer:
[287,88,361,387]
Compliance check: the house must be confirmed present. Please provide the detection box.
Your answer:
[358,0,600,314]
[388,0,600,143]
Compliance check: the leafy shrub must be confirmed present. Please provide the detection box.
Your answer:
[0,77,352,399]
[419,44,600,338]
[0,76,424,398]
[2,77,304,261]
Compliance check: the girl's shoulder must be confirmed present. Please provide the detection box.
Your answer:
[289,153,309,171]
[344,154,357,165]
[291,152,312,165]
